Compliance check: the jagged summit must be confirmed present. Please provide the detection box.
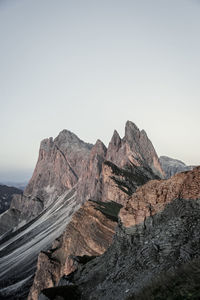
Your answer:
[124,120,141,142]
[91,139,107,156]
[106,121,164,178]
[110,130,121,147]
[0,120,166,299]
[54,129,93,151]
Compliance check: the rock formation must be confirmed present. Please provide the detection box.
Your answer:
[159,155,194,178]
[28,200,122,300]
[0,121,162,236]
[107,121,164,178]
[41,167,200,300]
[0,121,165,299]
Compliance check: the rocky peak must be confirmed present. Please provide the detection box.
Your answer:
[40,137,54,152]
[111,130,121,147]
[106,121,164,178]
[91,139,107,157]
[124,120,141,145]
[54,129,93,153]
[106,130,121,163]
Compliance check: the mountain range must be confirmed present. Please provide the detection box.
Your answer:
[0,121,198,300]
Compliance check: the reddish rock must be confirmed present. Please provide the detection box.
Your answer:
[7,130,93,226]
[28,200,120,300]
[120,166,200,229]
[76,139,107,203]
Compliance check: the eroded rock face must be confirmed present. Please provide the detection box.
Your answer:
[16,131,93,218]
[159,155,194,178]
[76,139,107,203]
[45,167,200,300]
[0,131,93,234]
[28,200,121,300]
[107,121,164,178]
[0,121,163,236]
[120,166,200,229]
[0,120,165,299]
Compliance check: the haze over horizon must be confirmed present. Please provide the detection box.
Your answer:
[1,0,200,182]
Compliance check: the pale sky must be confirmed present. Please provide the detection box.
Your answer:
[0,0,200,182]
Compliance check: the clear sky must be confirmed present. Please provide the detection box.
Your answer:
[0,0,200,182]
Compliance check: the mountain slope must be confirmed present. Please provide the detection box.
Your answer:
[41,167,200,300]
[0,121,164,299]
[0,185,22,215]
[160,155,194,178]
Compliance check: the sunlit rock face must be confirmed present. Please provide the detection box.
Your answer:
[159,155,194,178]
[107,121,164,178]
[12,130,93,219]
[0,121,163,236]
[28,200,121,300]
[119,166,200,229]
[0,130,93,235]
[42,167,200,300]
[0,120,165,299]
[76,139,107,203]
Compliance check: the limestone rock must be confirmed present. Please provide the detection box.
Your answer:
[76,139,107,203]
[120,166,200,229]
[107,121,164,178]
[47,167,200,300]
[28,200,121,300]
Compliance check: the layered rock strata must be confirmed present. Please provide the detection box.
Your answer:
[0,121,163,235]
[0,120,165,299]
[41,167,200,300]
[28,200,122,300]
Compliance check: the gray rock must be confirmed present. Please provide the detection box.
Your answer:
[160,155,194,178]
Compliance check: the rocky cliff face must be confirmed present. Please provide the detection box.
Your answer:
[28,200,122,300]
[0,121,165,300]
[107,121,164,178]
[0,121,162,236]
[0,131,93,235]
[159,155,194,178]
[12,130,93,219]
[40,167,200,300]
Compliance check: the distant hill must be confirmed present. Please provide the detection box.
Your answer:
[0,181,27,191]
[159,155,194,178]
[0,185,23,214]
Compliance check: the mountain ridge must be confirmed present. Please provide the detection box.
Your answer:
[1,120,197,300]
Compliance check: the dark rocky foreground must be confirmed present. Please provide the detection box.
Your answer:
[40,197,200,300]
[39,166,200,300]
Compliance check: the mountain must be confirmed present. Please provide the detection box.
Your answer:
[0,121,163,300]
[0,185,22,215]
[160,155,194,178]
[0,182,28,191]
[40,166,200,300]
